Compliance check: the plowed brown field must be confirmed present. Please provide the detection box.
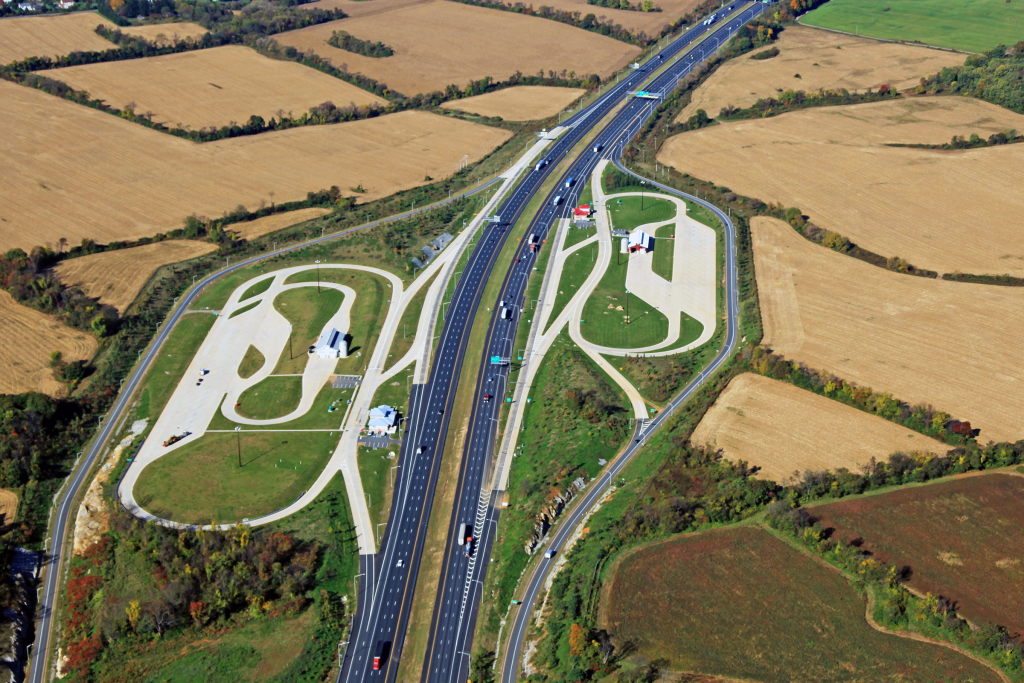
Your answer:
[0,291,97,396]
[118,21,207,44]
[0,80,509,253]
[752,215,1024,443]
[0,12,116,64]
[229,207,332,240]
[660,96,1024,276]
[46,45,386,129]
[55,240,218,313]
[275,0,639,96]
[691,373,943,483]
[679,26,963,119]
[441,85,584,120]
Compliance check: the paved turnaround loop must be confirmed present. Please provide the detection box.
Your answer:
[338,4,769,683]
[26,176,501,683]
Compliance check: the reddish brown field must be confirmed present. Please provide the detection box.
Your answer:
[600,526,1001,682]
[812,473,1024,638]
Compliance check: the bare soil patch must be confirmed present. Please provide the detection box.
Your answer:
[751,215,1024,443]
[691,373,943,484]
[276,0,639,96]
[441,85,585,121]
[0,81,509,253]
[0,290,97,396]
[812,473,1024,639]
[229,207,332,240]
[46,45,386,129]
[0,489,18,528]
[0,12,117,64]
[55,240,218,313]
[679,26,963,120]
[660,96,1024,276]
[117,21,207,43]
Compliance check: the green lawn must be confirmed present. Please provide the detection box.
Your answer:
[133,430,338,524]
[386,269,439,373]
[546,249,597,335]
[227,299,261,319]
[652,224,675,281]
[802,0,1023,53]
[240,276,274,302]
[606,195,676,233]
[580,248,669,350]
[236,375,304,420]
[237,344,265,379]
[271,287,346,374]
[211,381,352,430]
[563,224,596,250]
[371,373,413,419]
[284,269,388,376]
[358,446,394,552]
[136,314,216,421]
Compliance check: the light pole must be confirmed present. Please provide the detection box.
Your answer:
[641,180,647,211]
[315,260,321,293]
[235,426,242,468]
[288,323,294,360]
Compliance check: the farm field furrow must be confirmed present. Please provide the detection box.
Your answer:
[811,473,1024,638]
[691,373,944,483]
[0,291,97,396]
[440,85,585,121]
[660,96,1024,277]
[600,526,1003,683]
[801,0,1024,54]
[45,45,387,130]
[750,215,1024,443]
[679,26,964,120]
[55,240,218,313]
[0,12,117,64]
[275,0,640,96]
[0,81,509,253]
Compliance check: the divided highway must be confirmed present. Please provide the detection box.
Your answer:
[419,6,767,683]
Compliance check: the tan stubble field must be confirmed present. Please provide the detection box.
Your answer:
[45,45,387,130]
[0,80,510,253]
[441,85,585,121]
[752,215,1024,443]
[660,96,1024,277]
[228,207,332,241]
[275,0,640,96]
[678,26,964,120]
[691,373,944,483]
[0,12,116,64]
[55,240,219,314]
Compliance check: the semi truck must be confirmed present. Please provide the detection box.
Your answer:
[534,159,548,172]
[373,641,388,671]
[565,177,574,189]
[528,234,540,252]
[553,195,563,207]
[458,522,469,546]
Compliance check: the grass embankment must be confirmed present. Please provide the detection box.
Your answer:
[579,194,675,348]
[133,430,339,524]
[601,526,1004,682]
[385,269,440,373]
[652,224,675,281]
[210,383,353,431]
[802,0,1022,53]
[235,376,304,420]
[476,332,630,649]
[136,313,216,421]
[270,286,346,374]
[563,224,596,251]
[237,345,265,379]
[546,246,597,334]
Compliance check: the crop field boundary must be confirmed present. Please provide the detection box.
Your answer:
[795,18,975,54]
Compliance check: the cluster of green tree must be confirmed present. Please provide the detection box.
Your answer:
[750,45,780,60]
[888,128,1023,150]
[718,84,900,121]
[586,0,660,13]
[326,30,394,57]
[918,43,1024,114]
[943,272,1024,287]
[767,505,1024,673]
[446,0,654,46]
[0,246,119,337]
[60,516,319,681]
[106,0,176,20]
[616,355,693,403]
[744,346,977,446]
[775,0,830,22]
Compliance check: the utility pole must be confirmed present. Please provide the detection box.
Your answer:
[235,426,242,467]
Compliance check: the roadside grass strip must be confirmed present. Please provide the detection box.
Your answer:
[133,430,340,525]
[546,249,598,336]
[239,275,274,302]
[136,313,216,421]
[228,299,261,319]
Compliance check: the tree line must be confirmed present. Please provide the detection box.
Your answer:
[917,42,1024,114]
[446,0,656,46]
[327,30,394,58]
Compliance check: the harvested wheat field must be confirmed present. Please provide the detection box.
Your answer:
[752,215,1024,443]
[679,26,963,120]
[691,373,944,483]
[0,12,117,64]
[117,21,207,44]
[229,207,332,240]
[0,81,509,253]
[504,0,701,35]
[0,291,97,396]
[661,96,1024,277]
[276,0,639,96]
[55,240,218,313]
[0,489,17,527]
[302,0,430,17]
[441,86,585,120]
[46,45,387,129]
